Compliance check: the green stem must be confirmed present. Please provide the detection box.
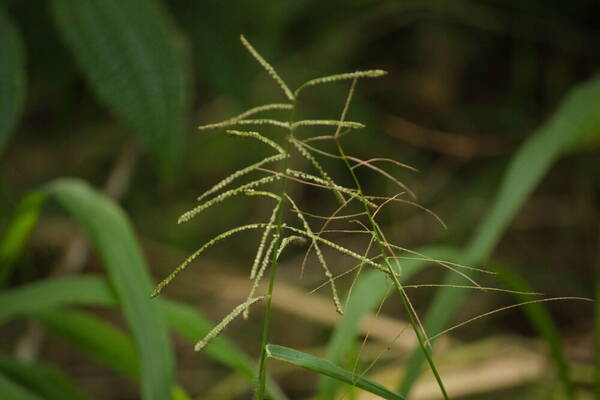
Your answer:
[334,138,449,400]
[256,99,297,400]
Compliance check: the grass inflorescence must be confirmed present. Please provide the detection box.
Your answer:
[151,34,566,400]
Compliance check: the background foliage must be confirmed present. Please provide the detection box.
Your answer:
[0,0,598,399]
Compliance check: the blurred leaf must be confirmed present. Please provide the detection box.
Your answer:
[0,275,285,399]
[50,0,190,173]
[0,274,115,325]
[0,7,26,154]
[319,246,462,399]
[33,308,197,398]
[266,344,404,400]
[45,178,174,400]
[31,308,138,380]
[162,300,287,400]
[172,386,192,400]
[494,264,574,399]
[400,77,600,397]
[0,372,43,400]
[0,192,47,286]
[0,355,89,400]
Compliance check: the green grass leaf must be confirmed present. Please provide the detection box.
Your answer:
[0,372,43,400]
[46,178,175,400]
[0,193,47,286]
[31,308,139,380]
[0,355,89,400]
[50,0,190,173]
[494,264,574,399]
[319,246,462,399]
[0,275,285,399]
[266,344,404,400]
[400,76,600,398]
[0,7,26,154]
[0,275,115,325]
[162,300,287,400]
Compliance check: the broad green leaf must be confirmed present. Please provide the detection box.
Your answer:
[50,0,190,172]
[400,77,600,397]
[494,264,574,399]
[0,7,26,154]
[0,275,285,399]
[33,308,199,399]
[0,274,115,325]
[0,193,47,286]
[319,246,462,399]
[0,355,88,400]
[31,308,139,380]
[46,178,174,400]
[266,344,404,400]
[0,372,43,400]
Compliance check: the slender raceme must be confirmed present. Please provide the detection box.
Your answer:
[153,34,493,400]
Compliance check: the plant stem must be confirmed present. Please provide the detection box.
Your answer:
[334,137,450,400]
[256,99,297,400]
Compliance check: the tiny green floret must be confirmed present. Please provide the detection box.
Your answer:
[152,223,270,297]
[178,175,281,224]
[292,120,365,130]
[295,70,387,96]
[198,103,293,131]
[240,35,294,101]
[195,295,267,351]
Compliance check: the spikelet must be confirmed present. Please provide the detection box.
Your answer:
[293,139,342,160]
[195,295,267,351]
[234,119,290,129]
[197,131,288,202]
[178,175,281,224]
[244,234,279,319]
[244,189,282,202]
[276,235,306,259]
[295,70,387,96]
[282,224,395,276]
[250,202,280,280]
[226,130,286,155]
[292,120,364,130]
[285,168,377,208]
[199,155,286,203]
[198,104,292,131]
[289,137,345,204]
[152,223,269,297]
[240,35,294,101]
[285,195,344,315]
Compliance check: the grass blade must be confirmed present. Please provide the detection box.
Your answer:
[319,246,462,399]
[0,193,47,286]
[0,275,115,325]
[0,7,26,154]
[50,0,190,172]
[0,355,89,400]
[0,275,286,400]
[46,178,174,400]
[0,372,43,400]
[266,344,404,400]
[400,77,600,397]
[162,300,287,400]
[494,265,574,399]
[31,309,138,380]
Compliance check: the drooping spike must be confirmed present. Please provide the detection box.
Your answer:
[240,35,294,101]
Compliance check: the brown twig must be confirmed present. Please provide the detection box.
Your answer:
[385,115,513,158]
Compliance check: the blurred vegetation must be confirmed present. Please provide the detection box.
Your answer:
[0,0,598,399]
